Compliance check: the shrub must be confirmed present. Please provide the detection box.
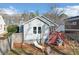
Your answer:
[7,25,17,36]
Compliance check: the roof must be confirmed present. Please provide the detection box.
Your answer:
[23,15,58,26]
[65,16,79,21]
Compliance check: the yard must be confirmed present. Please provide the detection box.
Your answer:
[5,39,79,55]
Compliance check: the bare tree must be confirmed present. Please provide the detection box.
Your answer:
[44,4,68,26]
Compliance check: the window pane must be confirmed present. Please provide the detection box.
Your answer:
[38,27,41,30]
[33,27,36,30]
[38,27,41,33]
[33,27,37,34]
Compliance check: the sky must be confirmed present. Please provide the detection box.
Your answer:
[0,3,79,17]
[0,3,53,14]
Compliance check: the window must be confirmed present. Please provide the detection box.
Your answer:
[19,25,23,33]
[33,27,37,34]
[38,27,41,33]
[49,26,54,32]
[72,22,77,25]
[67,22,77,25]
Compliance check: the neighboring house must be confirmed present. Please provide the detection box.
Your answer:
[0,15,10,55]
[65,16,79,32]
[23,16,58,44]
[65,16,79,41]
[0,15,6,34]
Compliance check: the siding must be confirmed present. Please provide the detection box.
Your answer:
[24,18,50,44]
[0,38,10,54]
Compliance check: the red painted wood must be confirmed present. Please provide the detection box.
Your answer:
[48,32,65,45]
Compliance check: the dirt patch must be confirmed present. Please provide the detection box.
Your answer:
[13,43,45,55]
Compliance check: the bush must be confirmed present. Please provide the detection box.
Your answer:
[7,25,17,34]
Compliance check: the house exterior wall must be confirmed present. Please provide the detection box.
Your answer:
[65,19,79,29]
[65,17,79,41]
[24,18,50,44]
[65,16,79,31]
[0,16,6,34]
[0,39,10,54]
[0,24,5,34]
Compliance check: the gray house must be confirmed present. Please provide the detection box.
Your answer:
[65,16,79,32]
[65,16,79,41]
